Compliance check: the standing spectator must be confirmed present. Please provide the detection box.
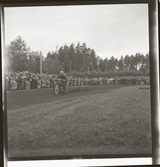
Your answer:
[18,73,23,90]
[6,73,10,91]
[88,73,91,85]
[49,75,54,88]
[28,73,33,89]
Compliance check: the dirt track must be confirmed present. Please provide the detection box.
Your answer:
[7,85,151,158]
[7,85,127,111]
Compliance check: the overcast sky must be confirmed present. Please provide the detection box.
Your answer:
[4,4,149,59]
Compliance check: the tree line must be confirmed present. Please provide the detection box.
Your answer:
[6,36,150,76]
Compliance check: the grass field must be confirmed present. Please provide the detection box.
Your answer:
[7,85,151,158]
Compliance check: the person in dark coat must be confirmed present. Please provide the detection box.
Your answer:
[57,71,68,92]
[18,73,23,90]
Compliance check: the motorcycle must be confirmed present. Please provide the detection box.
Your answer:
[53,78,67,95]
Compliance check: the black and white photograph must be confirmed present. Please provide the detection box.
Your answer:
[3,2,153,163]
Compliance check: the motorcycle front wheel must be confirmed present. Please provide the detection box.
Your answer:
[53,84,59,95]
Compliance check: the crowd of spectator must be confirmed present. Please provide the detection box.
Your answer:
[5,70,150,91]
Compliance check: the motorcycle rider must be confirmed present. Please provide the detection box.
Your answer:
[57,71,68,92]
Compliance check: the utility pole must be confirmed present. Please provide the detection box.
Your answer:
[40,52,42,76]
[86,57,89,72]
[70,59,72,72]
[106,61,108,72]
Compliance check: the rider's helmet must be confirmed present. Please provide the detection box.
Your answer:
[60,71,64,74]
